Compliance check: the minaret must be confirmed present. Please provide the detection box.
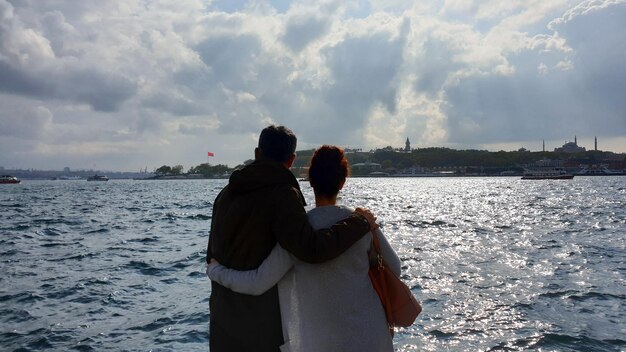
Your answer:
[405,137,411,152]
[542,140,545,152]
[595,136,597,151]
[575,135,577,145]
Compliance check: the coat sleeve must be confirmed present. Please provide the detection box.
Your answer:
[206,244,294,296]
[206,188,224,264]
[272,186,371,264]
[374,227,402,276]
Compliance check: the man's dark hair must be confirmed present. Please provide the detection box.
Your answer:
[258,125,297,163]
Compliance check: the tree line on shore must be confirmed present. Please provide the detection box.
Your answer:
[155,163,233,178]
[155,147,624,178]
[296,148,624,176]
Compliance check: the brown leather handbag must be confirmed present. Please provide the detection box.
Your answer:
[368,232,422,335]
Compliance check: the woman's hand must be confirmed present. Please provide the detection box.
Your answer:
[355,207,379,231]
[206,258,221,279]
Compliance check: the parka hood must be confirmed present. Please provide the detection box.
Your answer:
[228,158,306,205]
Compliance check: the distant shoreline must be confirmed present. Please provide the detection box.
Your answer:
[8,173,626,181]
[349,173,626,178]
[132,175,224,180]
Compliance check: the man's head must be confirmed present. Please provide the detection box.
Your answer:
[255,125,297,166]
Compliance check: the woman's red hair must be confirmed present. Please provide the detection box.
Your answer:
[308,145,349,198]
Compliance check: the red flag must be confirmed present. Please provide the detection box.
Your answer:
[207,152,215,157]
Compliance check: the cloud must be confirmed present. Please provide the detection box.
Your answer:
[0,60,136,111]
[1,0,625,171]
[280,16,411,144]
[323,21,407,117]
[548,0,626,29]
[0,0,136,111]
[195,34,263,90]
[282,12,331,52]
[0,97,52,139]
[429,1,626,145]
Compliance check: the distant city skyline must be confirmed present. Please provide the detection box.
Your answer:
[1,135,622,172]
[1,1,625,171]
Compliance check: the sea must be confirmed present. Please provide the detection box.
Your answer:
[1,177,624,352]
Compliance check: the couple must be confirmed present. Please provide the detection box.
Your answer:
[206,125,401,352]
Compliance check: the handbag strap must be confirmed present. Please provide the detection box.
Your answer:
[369,229,395,336]
[370,230,384,270]
[371,229,382,252]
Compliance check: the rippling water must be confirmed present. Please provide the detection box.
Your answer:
[1,177,625,351]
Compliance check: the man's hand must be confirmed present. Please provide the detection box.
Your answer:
[355,207,378,231]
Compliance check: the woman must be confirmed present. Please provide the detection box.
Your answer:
[207,145,401,352]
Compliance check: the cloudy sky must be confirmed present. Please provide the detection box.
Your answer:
[1,0,625,171]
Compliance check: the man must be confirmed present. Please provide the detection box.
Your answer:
[207,125,375,352]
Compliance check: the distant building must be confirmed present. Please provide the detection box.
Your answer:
[405,138,411,152]
[554,136,586,153]
[395,165,432,176]
[352,162,382,173]
[352,162,381,169]
[536,158,564,167]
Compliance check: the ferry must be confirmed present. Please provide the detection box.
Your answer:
[521,168,574,180]
[0,175,21,184]
[577,165,619,175]
[59,175,82,180]
[87,175,109,181]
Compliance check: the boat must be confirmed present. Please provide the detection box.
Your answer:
[577,165,619,175]
[521,167,574,180]
[0,175,21,184]
[59,175,82,180]
[87,175,109,181]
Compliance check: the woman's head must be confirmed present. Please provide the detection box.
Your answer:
[308,145,349,198]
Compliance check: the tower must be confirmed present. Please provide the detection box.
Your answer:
[595,136,597,151]
[575,135,577,145]
[405,137,411,152]
[542,140,545,152]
